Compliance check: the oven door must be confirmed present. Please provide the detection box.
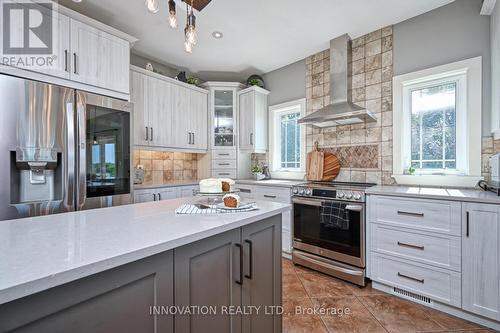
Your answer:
[293,197,365,267]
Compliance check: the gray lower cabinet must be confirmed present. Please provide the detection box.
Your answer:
[241,216,282,333]
[175,215,282,333]
[0,251,174,333]
[175,228,242,333]
[0,216,282,333]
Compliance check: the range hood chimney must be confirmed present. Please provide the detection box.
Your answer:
[298,34,377,128]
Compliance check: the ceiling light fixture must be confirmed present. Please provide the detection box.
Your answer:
[144,0,159,13]
[168,0,177,29]
[185,0,197,45]
[212,31,223,39]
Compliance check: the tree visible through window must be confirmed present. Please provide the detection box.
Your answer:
[410,83,457,170]
[280,112,301,169]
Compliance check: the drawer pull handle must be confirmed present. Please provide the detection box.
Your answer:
[218,173,230,176]
[239,189,251,193]
[264,195,277,199]
[218,153,230,156]
[397,272,424,284]
[218,163,231,166]
[397,241,424,250]
[397,210,424,217]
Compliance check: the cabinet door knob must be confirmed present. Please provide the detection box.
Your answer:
[73,53,78,75]
[64,50,69,72]
[244,240,253,280]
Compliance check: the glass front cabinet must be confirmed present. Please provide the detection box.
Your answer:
[213,89,235,148]
[203,82,246,150]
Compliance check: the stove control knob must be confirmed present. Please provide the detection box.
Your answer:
[305,188,312,196]
[353,193,362,200]
[345,192,353,200]
[292,187,299,194]
[299,188,305,195]
[337,191,345,199]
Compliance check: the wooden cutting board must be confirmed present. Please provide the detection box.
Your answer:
[306,142,324,181]
[322,152,341,181]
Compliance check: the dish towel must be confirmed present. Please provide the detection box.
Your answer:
[320,201,349,230]
[175,204,258,215]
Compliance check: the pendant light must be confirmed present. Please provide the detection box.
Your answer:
[184,4,193,53]
[144,0,159,13]
[168,0,177,29]
[185,0,197,45]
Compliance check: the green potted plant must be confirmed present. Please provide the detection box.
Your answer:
[251,164,265,181]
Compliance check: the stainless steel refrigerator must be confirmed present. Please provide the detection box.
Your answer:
[0,74,133,221]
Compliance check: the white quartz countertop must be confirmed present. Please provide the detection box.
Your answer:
[236,179,304,188]
[366,185,500,204]
[0,198,290,304]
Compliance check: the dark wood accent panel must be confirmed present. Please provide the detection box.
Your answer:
[0,251,174,333]
[181,0,212,12]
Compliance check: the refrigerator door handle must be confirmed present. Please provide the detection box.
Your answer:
[64,98,76,212]
[76,93,87,210]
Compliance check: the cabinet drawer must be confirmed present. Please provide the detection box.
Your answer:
[371,224,461,271]
[211,159,237,169]
[371,254,461,306]
[255,187,291,204]
[212,150,236,160]
[235,185,255,199]
[212,169,237,179]
[369,196,461,236]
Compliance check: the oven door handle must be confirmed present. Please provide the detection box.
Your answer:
[345,205,363,212]
[292,198,322,206]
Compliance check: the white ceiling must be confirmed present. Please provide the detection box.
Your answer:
[60,0,454,77]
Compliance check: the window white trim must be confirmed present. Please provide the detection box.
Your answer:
[269,98,306,180]
[393,57,483,187]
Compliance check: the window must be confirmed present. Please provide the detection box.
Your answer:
[269,99,306,178]
[393,57,483,187]
[280,111,301,169]
[410,82,457,171]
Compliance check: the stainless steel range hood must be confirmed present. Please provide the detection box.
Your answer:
[298,34,377,128]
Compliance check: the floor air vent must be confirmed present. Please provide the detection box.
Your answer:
[393,287,432,305]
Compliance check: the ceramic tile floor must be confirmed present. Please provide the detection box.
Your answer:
[282,259,498,333]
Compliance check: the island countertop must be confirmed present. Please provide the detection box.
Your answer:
[0,198,290,305]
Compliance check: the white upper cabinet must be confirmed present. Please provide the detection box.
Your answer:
[462,202,500,321]
[238,86,270,153]
[131,70,148,146]
[0,3,136,99]
[147,76,172,147]
[0,3,71,79]
[130,66,208,152]
[70,19,130,94]
[190,89,209,150]
[170,82,191,148]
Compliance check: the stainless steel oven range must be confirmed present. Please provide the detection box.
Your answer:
[291,181,375,286]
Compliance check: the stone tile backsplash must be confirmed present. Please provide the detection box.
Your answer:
[134,150,198,185]
[481,137,500,182]
[305,26,394,184]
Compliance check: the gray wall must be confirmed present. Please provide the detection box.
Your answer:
[130,53,180,78]
[262,59,306,106]
[492,2,500,134]
[393,0,491,135]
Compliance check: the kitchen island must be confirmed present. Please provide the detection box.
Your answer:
[0,198,289,333]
